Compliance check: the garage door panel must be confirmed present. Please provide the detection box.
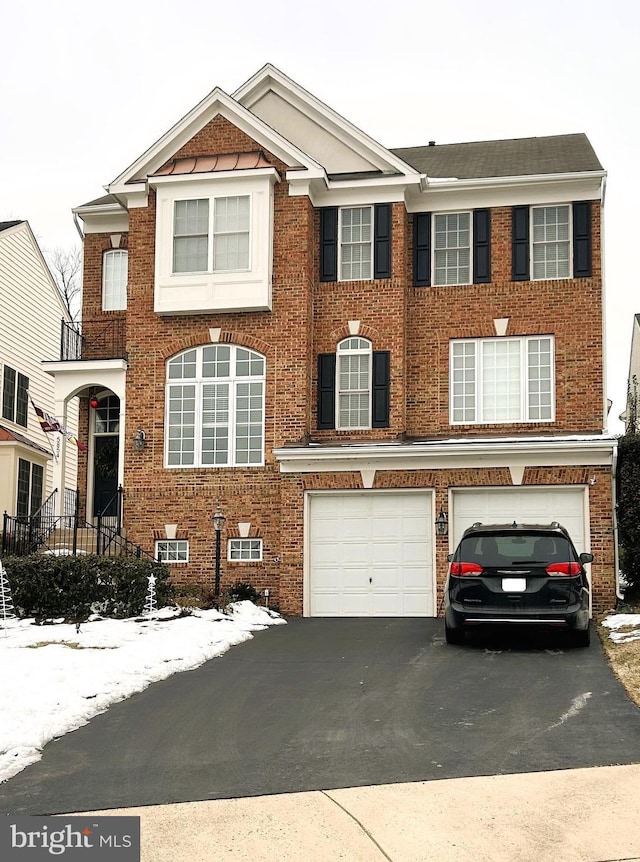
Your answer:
[309,491,434,617]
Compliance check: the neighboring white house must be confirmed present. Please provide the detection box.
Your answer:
[0,220,78,518]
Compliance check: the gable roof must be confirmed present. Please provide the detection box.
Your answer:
[0,220,24,232]
[0,423,51,456]
[392,134,603,180]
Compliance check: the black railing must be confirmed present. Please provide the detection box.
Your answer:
[60,318,127,361]
[1,487,153,560]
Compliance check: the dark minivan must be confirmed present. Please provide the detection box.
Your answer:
[444,522,593,646]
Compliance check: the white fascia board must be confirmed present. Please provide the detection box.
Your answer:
[234,64,421,179]
[150,166,281,188]
[107,89,323,196]
[274,436,617,474]
[288,173,421,207]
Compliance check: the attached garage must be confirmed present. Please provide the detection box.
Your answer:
[450,487,589,554]
[307,491,434,617]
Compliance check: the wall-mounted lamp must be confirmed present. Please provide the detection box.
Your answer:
[435,507,449,536]
[133,429,146,451]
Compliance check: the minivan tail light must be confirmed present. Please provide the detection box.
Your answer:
[546,562,581,576]
[450,562,484,576]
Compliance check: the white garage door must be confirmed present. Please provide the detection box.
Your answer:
[451,487,588,553]
[308,491,434,617]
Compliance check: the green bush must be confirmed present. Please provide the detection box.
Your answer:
[2,555,173,622]
[225,581,261,604]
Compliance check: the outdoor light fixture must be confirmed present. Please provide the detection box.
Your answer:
[212,504,227,610]
[133,429,146,451]
[435,507,449,536]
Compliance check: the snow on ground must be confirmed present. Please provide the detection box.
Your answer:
[0,602,285,784]
[601,613,640,644]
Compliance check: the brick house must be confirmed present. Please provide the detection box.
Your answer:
[48,64,618,615]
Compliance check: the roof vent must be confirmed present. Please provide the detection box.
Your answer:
[428,140,436,147]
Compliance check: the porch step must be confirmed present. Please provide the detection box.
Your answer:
[45,527,127,557]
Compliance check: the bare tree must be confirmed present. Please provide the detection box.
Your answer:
[46,245,82,320]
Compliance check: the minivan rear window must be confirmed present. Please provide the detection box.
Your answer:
[456,532,577,567]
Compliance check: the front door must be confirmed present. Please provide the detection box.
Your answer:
[92,395,119,517]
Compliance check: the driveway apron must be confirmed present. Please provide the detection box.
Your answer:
[1,618,640,814]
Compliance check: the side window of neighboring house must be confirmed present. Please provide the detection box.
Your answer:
[512,202,592,281]
[317,338,390,430]
[2,365,29,427]
[173,196,250,274]
[165,344,265,468]
[103,249,128,310]
[16,458,43,519]
[320,204,392,282]
[413,209,491,286]
[450,336,554,424]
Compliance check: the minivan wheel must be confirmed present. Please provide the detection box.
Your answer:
[445,621,465,645]
[572,626,591,648]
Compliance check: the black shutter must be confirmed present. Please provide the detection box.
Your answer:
[512,206,530,281]
[414,212,431,286]
[573,201,592,278]
[320,208,338,282]
[374,203,392,279]
[372,351,390,428]
[473,209,491,283]
[317,353,336,429]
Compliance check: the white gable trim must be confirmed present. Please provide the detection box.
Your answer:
[108,88,326,196]
[234,64,421,180]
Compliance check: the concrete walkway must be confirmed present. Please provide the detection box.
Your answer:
[81,764,640,862]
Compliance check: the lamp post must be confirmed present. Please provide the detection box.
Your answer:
[212,504,226,610]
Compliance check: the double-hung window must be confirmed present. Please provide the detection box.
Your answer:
[166,344,265,467]
[433,212,471,285]
[450,336,554,424]
[337,337,372,429]
[339,207,372,280]
[2,365,28,427]
[102,250,128,310]
[173,196,250,274]
[532,205,570,279]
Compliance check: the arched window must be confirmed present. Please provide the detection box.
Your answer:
[166,345,265,467]
[102,250,128,310]
[337,337,372,429]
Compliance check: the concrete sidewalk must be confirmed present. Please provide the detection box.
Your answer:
[81,764,640,862]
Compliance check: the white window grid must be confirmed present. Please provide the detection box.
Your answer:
[173,195,251,274]
[339,207,373,281]
[450,336,554,425]
[531,205,571,280]
[337,337,372,429]
[165,345,265,468]
[433,212,471,286]
[102,250,128,310]
[156,539,189,563]
[228,538,263,561]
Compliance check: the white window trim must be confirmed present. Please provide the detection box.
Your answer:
[530,204,573,281]
[172,195,252,275]
[432,210,472,286]
[155,539,189,563]
[102,249,128,311]
[228,538,263,562]
[449,336,555,425]
[336,337,373,430]
[165,345,266,469]
[338,206,373,282]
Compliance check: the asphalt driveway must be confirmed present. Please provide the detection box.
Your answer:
[2,618,640,815]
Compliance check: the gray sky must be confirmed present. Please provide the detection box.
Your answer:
[2,0,637,433]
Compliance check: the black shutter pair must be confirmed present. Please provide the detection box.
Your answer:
[512,202,592,280]
[413,210,491,286]
[317,351,390,429]
[320,204,392,282]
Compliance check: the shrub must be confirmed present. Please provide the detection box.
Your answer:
[616,433,640,598]
[225,581,261,604]
[2,555,173,622]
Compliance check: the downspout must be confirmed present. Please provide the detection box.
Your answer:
[73,211,84,241]
[611,441,623,602]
